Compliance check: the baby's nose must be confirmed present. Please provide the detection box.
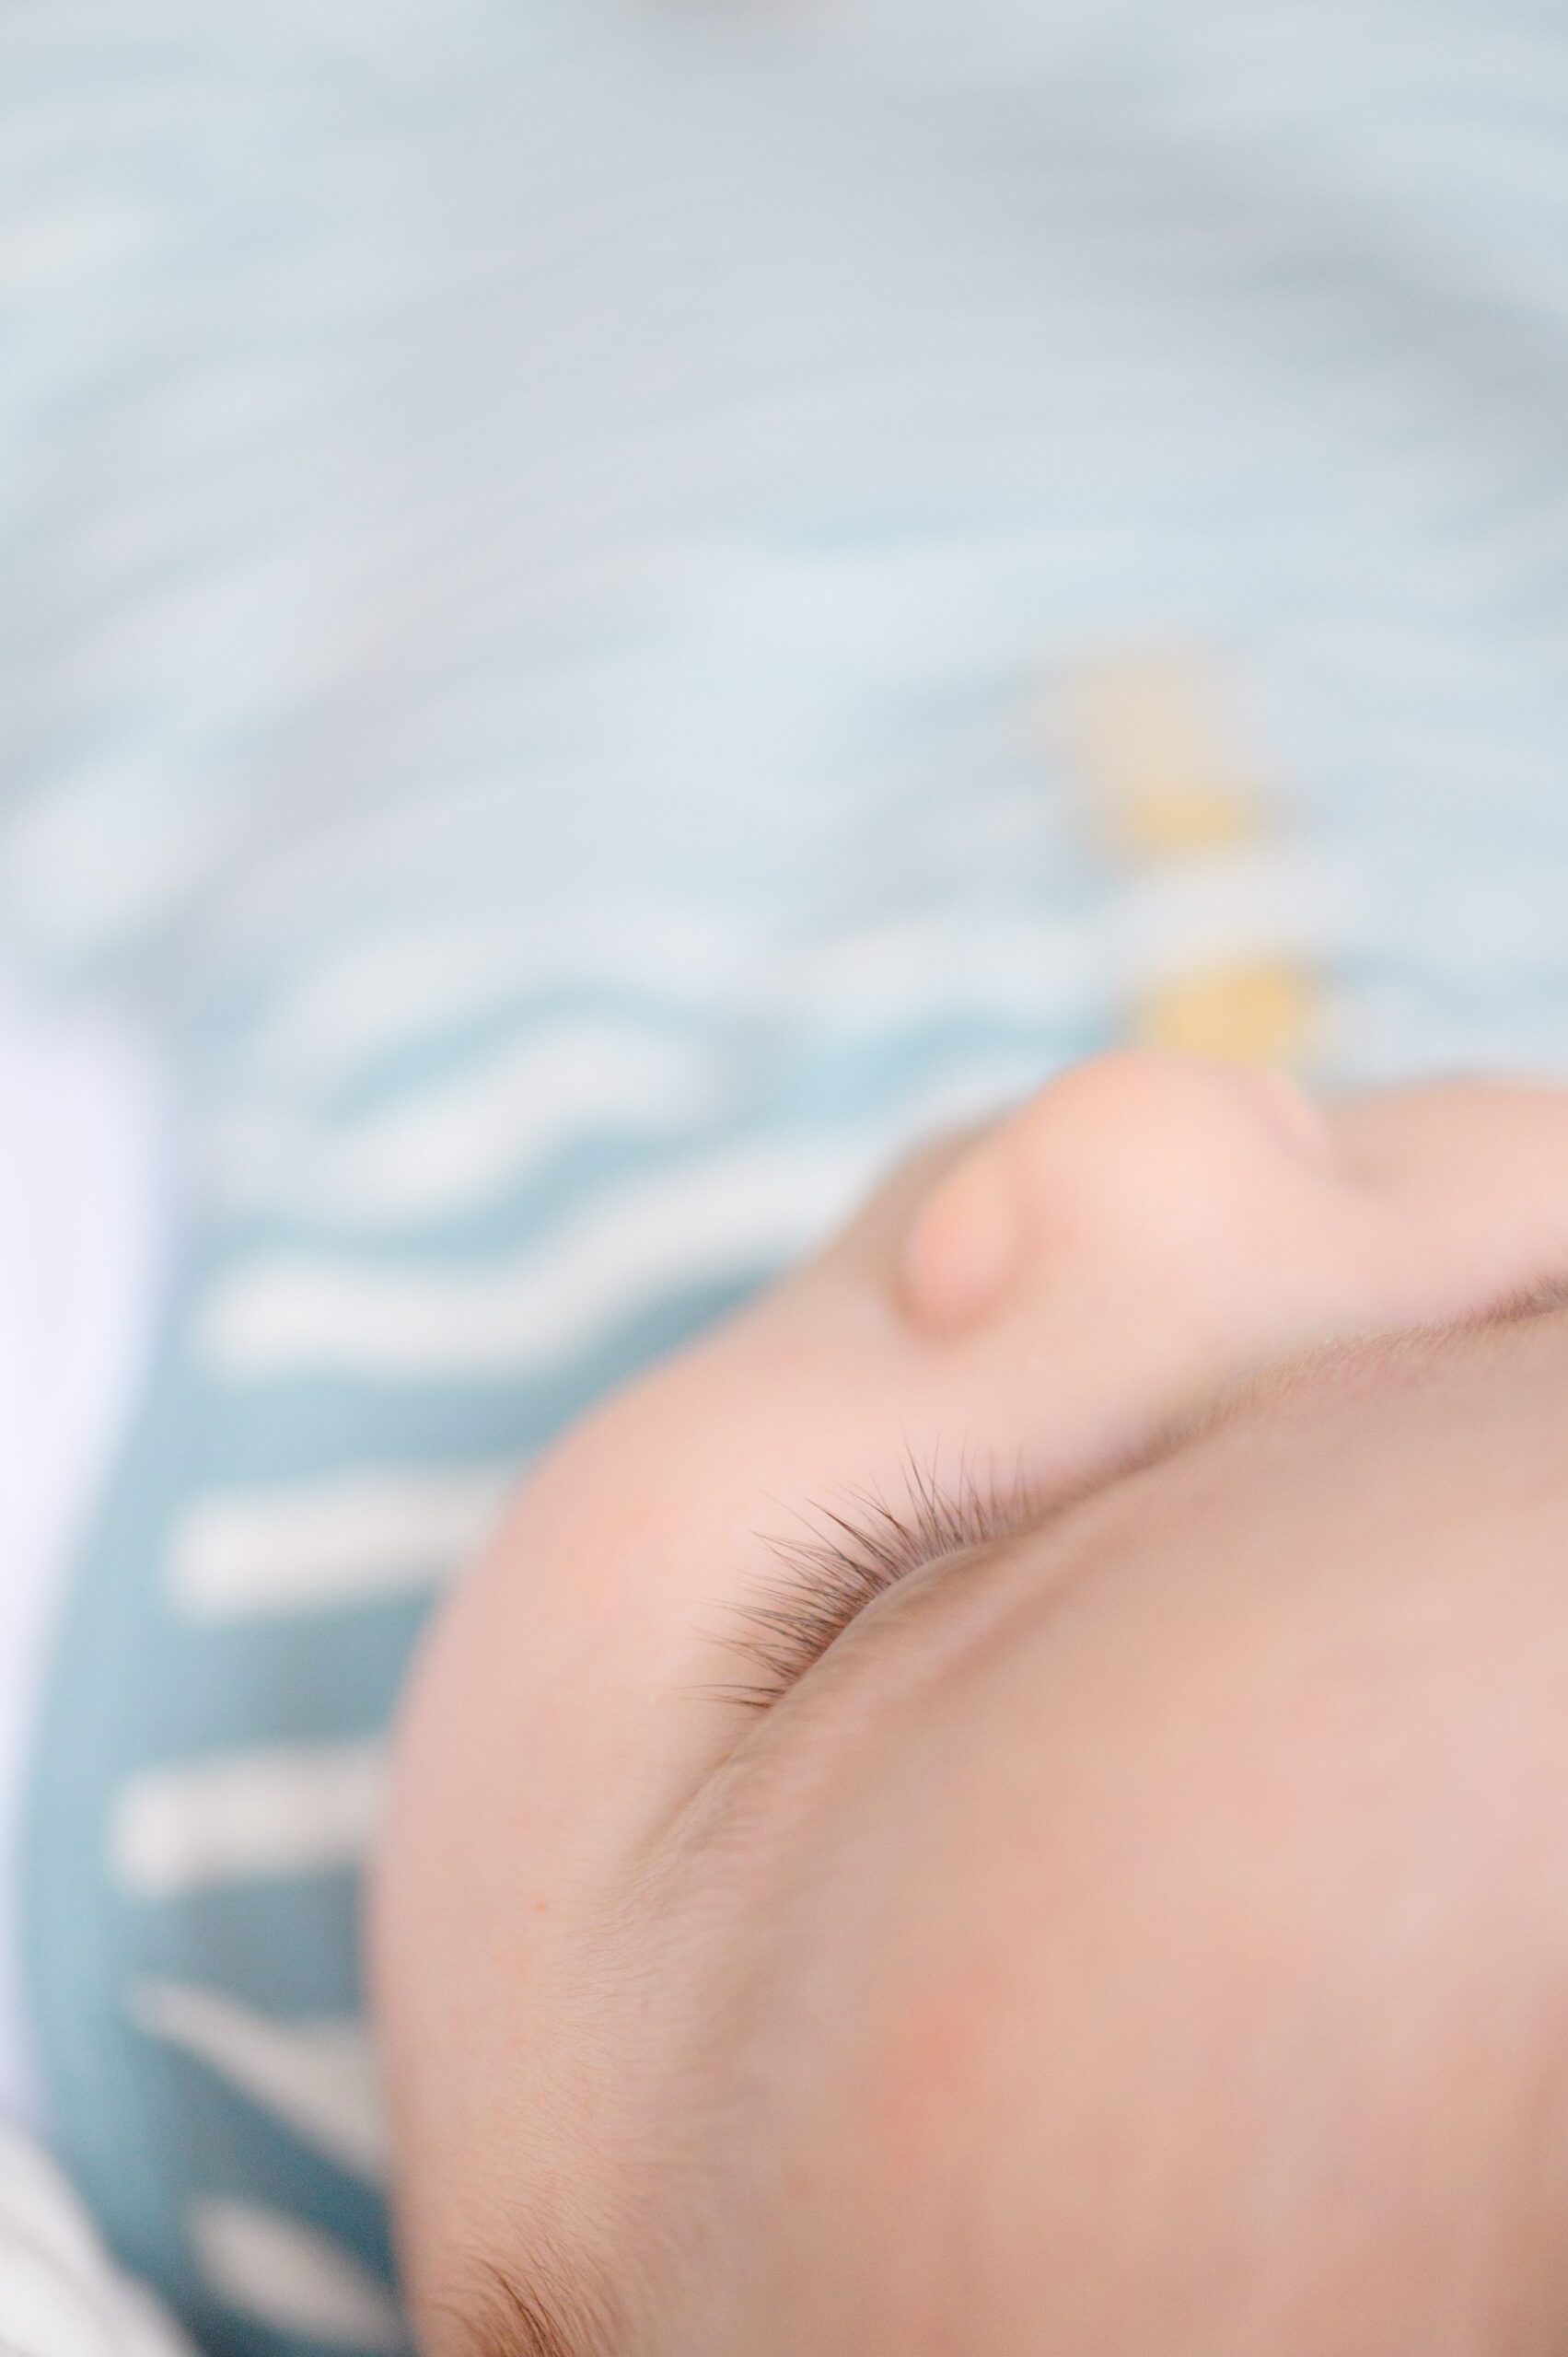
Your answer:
[900,1051,1341,1338]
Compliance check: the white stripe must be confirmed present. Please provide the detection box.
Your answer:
[769,913,1106,1031]
[110,1744,382,1897]
[207,1021,715,1225]
[246,908,1104,1107]
[198,1137,874,1380]
[249,914,739,1096]
[249,935,528,1094]
[195,1047,1033,1385]
[1111,846,1358,985]
[189,2203,406,2351]
[168,1469,513,1620]
[130,1982,386,2184]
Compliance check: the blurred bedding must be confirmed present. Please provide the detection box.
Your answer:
[0,993,168,2131]
[4,2,1568,2351]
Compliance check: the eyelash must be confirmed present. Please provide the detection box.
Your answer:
[718,1456,1027,1711]
[709,1284,1568,1717]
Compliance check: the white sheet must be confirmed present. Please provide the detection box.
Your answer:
[0,990,172,2128]
[0,2125,192,2354]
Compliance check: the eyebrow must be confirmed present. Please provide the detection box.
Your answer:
[461,2262,613,2357]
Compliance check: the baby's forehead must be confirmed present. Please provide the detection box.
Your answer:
[671,1290,1568,1930]
[670,1330,1568,2349]
[683,1297,1568,2035]
[485,1302,1568,2357]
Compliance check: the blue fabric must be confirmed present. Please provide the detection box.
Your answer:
[10,3,1568,2351]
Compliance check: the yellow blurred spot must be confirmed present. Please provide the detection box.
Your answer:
[1118,787,1257,856]
[1052,647,1323,1075]
[1132,962,1316,1068]
[1057,650,1265,857]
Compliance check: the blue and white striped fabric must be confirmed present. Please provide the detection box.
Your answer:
[7,3,1568,2351]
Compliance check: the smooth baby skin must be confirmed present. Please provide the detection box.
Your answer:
[370,1053,1568,2354]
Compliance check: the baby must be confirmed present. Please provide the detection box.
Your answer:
[11,1,1568,2352]
[374,1056,1568,2354]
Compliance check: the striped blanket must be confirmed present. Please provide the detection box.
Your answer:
[7,3,1568,2351]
